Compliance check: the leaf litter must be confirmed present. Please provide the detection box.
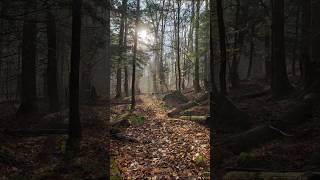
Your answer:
[110,95,210,179]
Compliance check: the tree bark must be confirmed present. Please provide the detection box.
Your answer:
[292,6,300,77]
[67,0,83,155]
[246,25,255,79]
[176,0,182,91]
[271,0,292,98]
[18,2,37,114]
[116,0,127,98]
[194,0,201,92]
[310,0,320,86]
[131,0,140,111]
[209,0,217,178]
[104,0,111,176]
[264,25,271,82]
[159,0,168,92]
[46,8,59,112]
[300,0,312,88]
[123,3,129,97]
[216,0,227,95]
[230,0,240,88]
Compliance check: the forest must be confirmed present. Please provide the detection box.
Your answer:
[1,0,320,179]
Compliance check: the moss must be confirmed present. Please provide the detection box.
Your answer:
[202,171,210,177]
[110,157,122,180]
[129,114,145,126]
[193,153,206,166]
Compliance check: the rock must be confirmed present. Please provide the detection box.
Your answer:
[162,91,189,108]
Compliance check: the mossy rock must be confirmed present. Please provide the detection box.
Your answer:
[163,91,189,108]
[193,153,206,166]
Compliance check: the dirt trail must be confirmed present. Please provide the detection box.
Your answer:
[111,95,210,179]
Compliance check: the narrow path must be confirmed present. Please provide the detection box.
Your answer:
[111,95,210,179]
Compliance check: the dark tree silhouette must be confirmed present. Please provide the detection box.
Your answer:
[66,0,83,155]
[270,0,292,97]
[216,0,227,95]
[46,8,59,112]
[104,0,111,176]
[18,2,37,114]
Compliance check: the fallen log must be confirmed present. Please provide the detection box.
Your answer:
[223,171,320,180]
[111,132,139,143]
[170,92,251,132]
[168,93,209,117]
[179,115,207,121]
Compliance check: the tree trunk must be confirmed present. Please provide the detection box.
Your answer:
[131,0,140,111]
[124,65,129,96]
[104,0,111,176]
[46,8,59,112]
[194,0,201,92]
[66,0,83,155]
[153,62,158,93]
[203,53,209,90]
[230,0,240,88]
[271,0,292,98]
[209,0,218,179]
[310,0,320,86]
[300,0,312,88]
[116,0,127,98]
[158,0,167,92]
[264,25,271,82]
[123,3,129,97]
[0,3,3,97]
[246,25,255,79]
[301,0,313,89]
[187,0,195,90]
[292,6,300,77]
[18,2,37,114]
[176,0,182,91]
[216,0,227,95]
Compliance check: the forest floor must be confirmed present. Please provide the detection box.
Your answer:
[0,102,109,179]
[110,95,210,179]
[1,78,320,179]
[223,79,320,172]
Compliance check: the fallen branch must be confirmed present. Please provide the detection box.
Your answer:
[111,132,139,143]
